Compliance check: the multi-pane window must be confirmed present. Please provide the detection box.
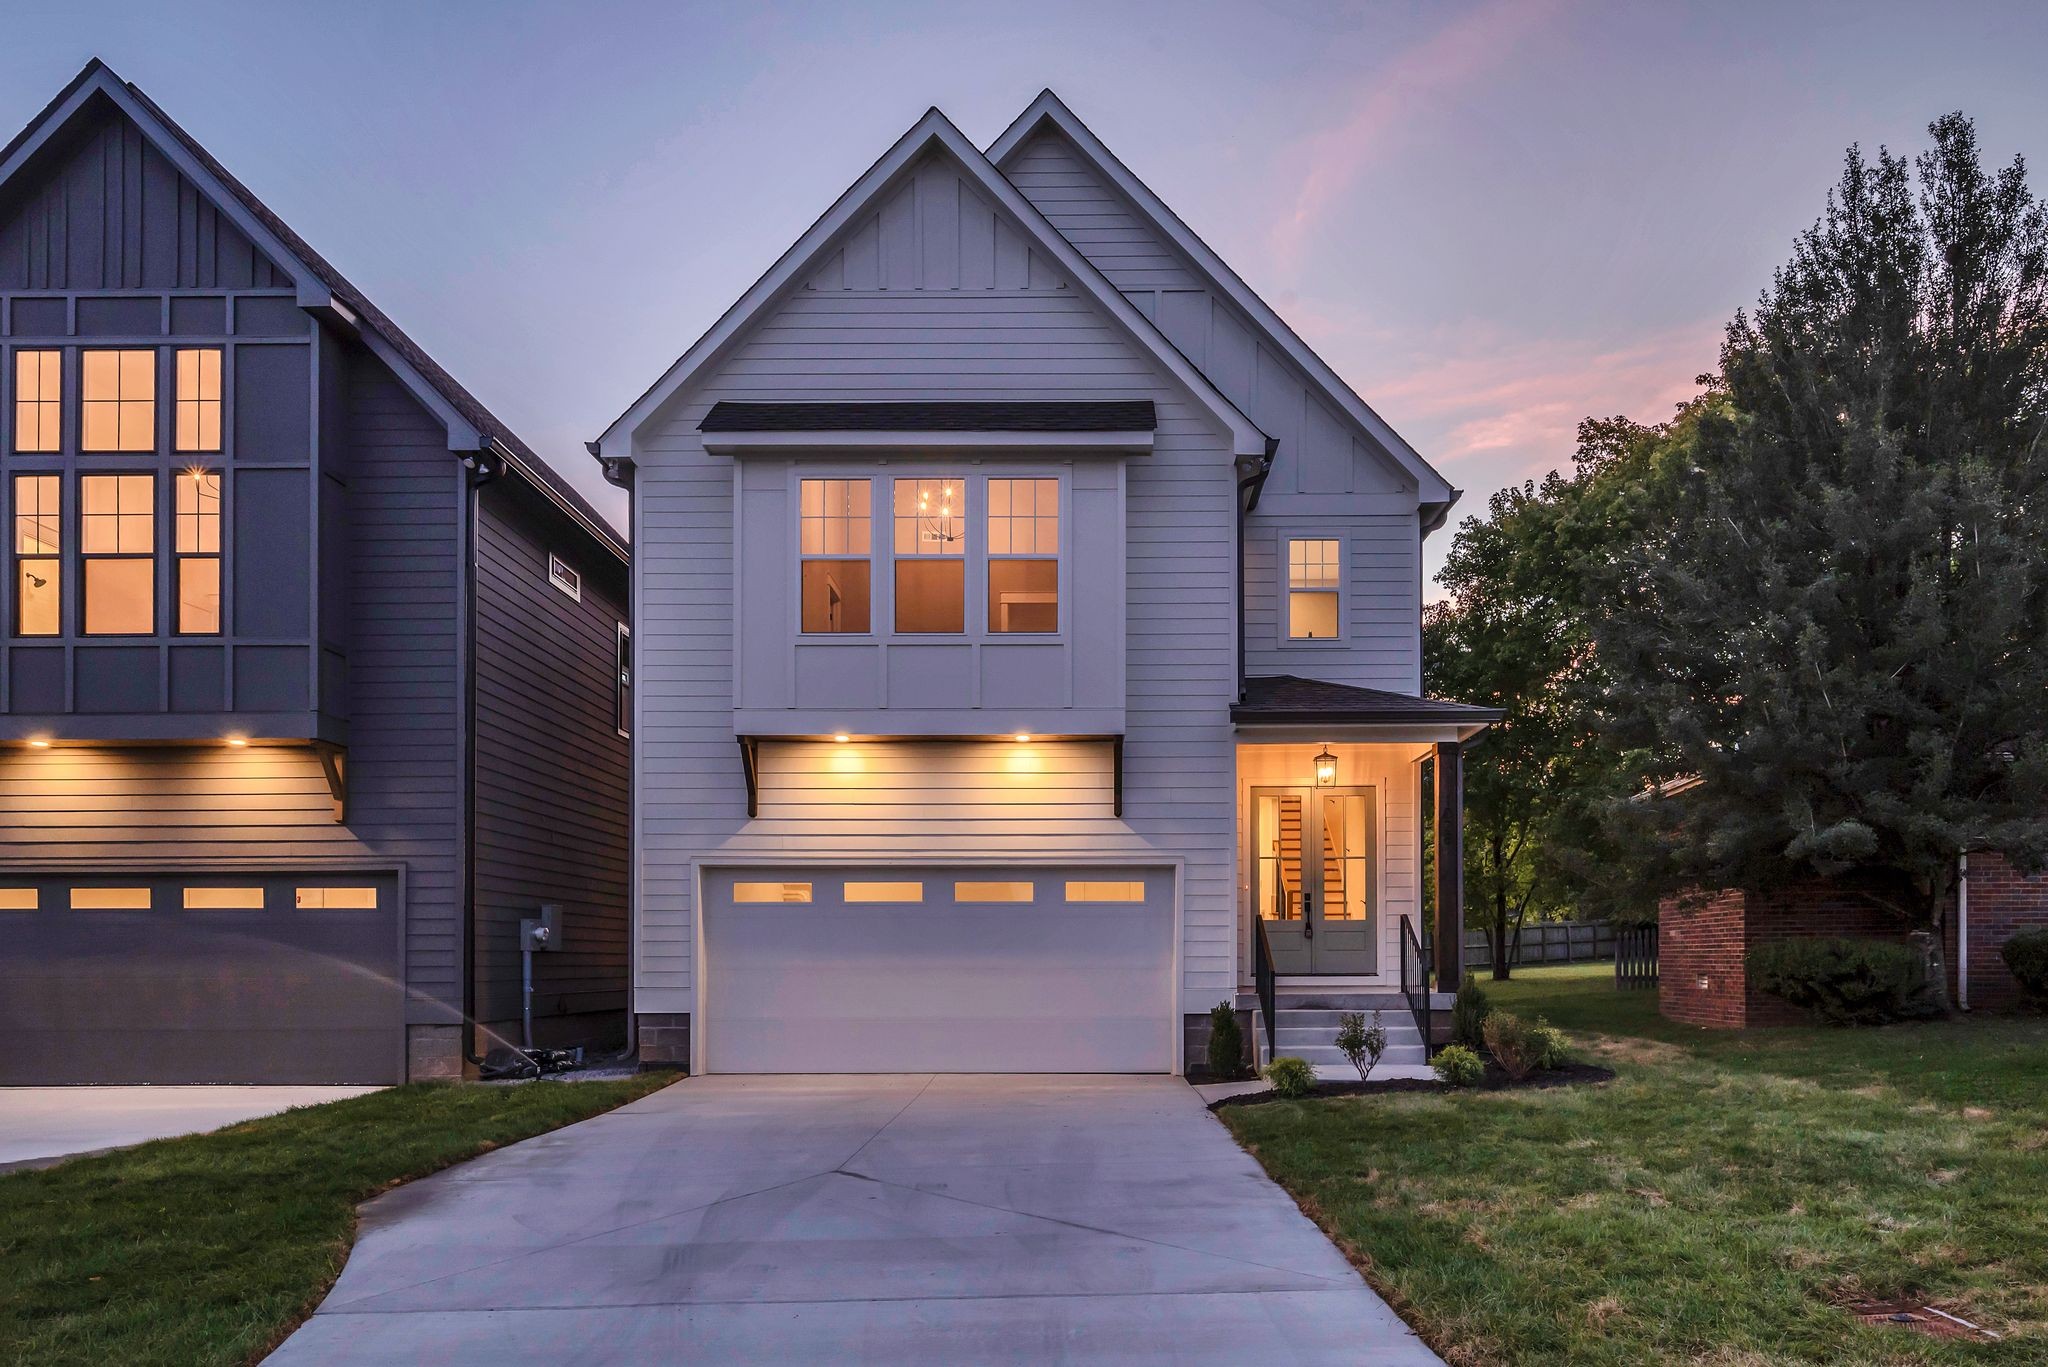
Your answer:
[81,473,155,635]
[798,478,871,633]
[892,477,965,633]
[80,350,155,452]
[175,470,222,635]
[12,474,61,636]
[174,348,223,452]
[986,477,1058,633]
[14,350,61,453]
[1287,537,1340,640]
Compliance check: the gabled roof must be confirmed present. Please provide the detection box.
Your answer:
[591,108,1268,462]
[1232,674,1502,727]
[0,60,624,561]
[987,91,1458,514]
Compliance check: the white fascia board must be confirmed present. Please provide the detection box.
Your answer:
[702,429,1153,455]
[987,92,1457,507]
[592,109,1267,462]
[1233,721,1485,745]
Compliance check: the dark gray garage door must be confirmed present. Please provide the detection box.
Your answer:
[0,873,404,1085]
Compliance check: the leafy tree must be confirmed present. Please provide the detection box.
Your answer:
[1595,114,2048,978]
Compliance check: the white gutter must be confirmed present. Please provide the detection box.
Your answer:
[1957,853,1970,1011]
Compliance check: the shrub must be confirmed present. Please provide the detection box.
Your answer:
[1746,937,1940,1025]
[1205,1001,1245,1079]
[2005,927,2048,1005]
[1450,974,1491,1047]
[1481,1011,1544,1082]
[1532,1018,1572,1070]
[1262,1055,1316,1098]
[1431,1043,1484,1087]
[1335,1010,1388,1082]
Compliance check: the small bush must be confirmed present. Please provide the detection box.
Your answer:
[1205,1001,1246,1079]
[1335,1010,1388,1082]
[1263,1055,1317,1098]
[1432,1043,1484,1087]
[1532,1018,1572,1070]
[1481,1011,1544,1081]
[1450,974,1491,1047]
[2004,927,2048,1006]
[1746,937,1939,1025]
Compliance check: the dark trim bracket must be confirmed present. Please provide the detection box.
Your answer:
[1110,735,1124,819]
[738,736,761,818]
[312,741,348,824]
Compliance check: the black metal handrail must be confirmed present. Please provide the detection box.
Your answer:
[1253,915,1277,1065]
[1400,917,1432,1059]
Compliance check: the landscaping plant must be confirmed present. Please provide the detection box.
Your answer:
[2003,926,2048,1005]
[1262,1055,1316,1098]
[1450,973,1491,1047]
[1430,1043,1484,1087]
[1531,1017,1571,1069]
[1480,1011,1544,1082]
[1335,1010,1387,1082]
[1205,1000,1245,1079]
[1746,937,1940,1025]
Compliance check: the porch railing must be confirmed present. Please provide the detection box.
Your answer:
[1252,915,1278,1065]
[1615,924,1659,989]
[1400,917,1433,1059]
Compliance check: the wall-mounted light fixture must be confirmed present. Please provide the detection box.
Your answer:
[1313,745,1337,787]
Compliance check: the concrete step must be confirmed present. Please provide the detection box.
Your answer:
[1273,1023,1424,1049]
[1266,1044,1431,1067]
[1270,1007,1421,1029]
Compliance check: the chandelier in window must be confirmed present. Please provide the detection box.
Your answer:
[918,483,963,548]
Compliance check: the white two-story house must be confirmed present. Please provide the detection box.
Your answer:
[592,93,1496,1075]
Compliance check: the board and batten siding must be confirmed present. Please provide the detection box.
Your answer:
[632,149,1239,1020]
[1005,129,1423,693]
[471,479,631,1043]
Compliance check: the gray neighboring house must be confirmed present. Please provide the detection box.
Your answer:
[0,61,630,1085]
[593,92,1496,1076]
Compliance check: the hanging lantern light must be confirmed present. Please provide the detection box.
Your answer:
[1313,745,1338,787]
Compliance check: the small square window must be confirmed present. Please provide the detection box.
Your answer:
[81,349,156,452]
[548,553,581,601]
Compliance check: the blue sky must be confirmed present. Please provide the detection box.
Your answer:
[6,1,2045,585]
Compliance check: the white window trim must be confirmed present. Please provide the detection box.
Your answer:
[1282,532,1344,646]
[615,620,632,738]
[547,552,581,602]
[797,476,877,637]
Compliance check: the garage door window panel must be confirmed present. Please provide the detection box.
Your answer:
[0,888,38,910]
[71,887,153,909]
[732,881,812,904]
[955,880,1034,903]
[184,887,265,909]
[296,887,378,909]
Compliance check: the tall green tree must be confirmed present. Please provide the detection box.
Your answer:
[1595,114,2048,969]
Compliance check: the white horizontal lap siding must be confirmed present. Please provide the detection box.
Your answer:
[1245,515,1421,692]
[631,152,1238,1013]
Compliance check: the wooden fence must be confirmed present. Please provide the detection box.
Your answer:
[1463,920,1615,969]
[1615,925,1659,989]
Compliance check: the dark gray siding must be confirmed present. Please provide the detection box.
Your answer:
[471,477,629,1046]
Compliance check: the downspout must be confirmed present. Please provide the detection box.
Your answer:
[1234,438,1278,701]
[1957,852,1970,1012]
[596,444,638,1057]
[458,453,497,1068]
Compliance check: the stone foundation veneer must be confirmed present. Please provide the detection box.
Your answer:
[637,1013,691,1069]
[406,1025,465,1081]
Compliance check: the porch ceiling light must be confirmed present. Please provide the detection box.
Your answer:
[832,733,851,744]
[1014,732,1032,743]
[1313,745,1338,787]
[27,739,50,748]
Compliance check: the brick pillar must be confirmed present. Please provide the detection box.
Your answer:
[1433,741,1464,991]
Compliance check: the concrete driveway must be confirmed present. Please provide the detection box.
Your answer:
[0,1086,383,1170]
[269,1074,1440,1365]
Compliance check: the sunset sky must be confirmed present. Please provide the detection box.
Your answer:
[6,0,2045,586]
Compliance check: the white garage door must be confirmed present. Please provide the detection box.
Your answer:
[703,866,1174,1074]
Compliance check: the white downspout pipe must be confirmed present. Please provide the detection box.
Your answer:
[1957,853,1970,1012]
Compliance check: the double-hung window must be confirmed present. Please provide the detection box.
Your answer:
[1287,537,1340,640]
[892,477,965,633]
[12,474,61,636]
[799,478,871,633]
[14,350,61,453]
[174,348,223,452]
[174,470,222,635]
[81,473,155,635]
[81,350,155,452]
[986,478,1058,633]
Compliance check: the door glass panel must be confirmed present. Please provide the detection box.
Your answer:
[1256,793,1305,920]
[1320,793,1371,922]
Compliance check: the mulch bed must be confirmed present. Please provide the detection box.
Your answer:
[1207,1060,1614,1110]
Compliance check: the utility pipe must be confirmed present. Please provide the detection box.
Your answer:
[1957,853,1970,1012]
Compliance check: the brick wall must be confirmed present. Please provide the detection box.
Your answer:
[637,1013,691,1070]
[1659,858,2044,1028]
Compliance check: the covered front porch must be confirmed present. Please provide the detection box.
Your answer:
[1231,677,1500,1066]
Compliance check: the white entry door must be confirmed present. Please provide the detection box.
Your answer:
[702,866,1174,1073]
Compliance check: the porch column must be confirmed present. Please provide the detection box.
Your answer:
[1433,740,1464,991]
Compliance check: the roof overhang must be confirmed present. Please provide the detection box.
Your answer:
[704,430,1152,455]
[698,399,1157,456]
[1231,720,1494,745]
[592,108,1267,463]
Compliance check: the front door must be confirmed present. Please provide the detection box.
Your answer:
[1253,787,1377,975]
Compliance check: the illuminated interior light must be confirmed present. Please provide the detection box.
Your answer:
[833,733,851,743]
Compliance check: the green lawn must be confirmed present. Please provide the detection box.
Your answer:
[0,1075,671,1367]
[1223,964,2048,1364]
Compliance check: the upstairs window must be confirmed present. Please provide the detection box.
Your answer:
[615,622,633,737]
[81,473,155,635]
[986,478,1058,633]
[175,470,223,635]
[174,348,223,452]
[799,478,871,633]
[547,552,581,601]
[14,350,61,453]
[12,474,61,636]
[1287,538,1340,640]
[892,477,965,633]
[81,350,155,452]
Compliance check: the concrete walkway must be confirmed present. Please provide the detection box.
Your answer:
[270,1074,1440,1365]
[0,1086,383,1170]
